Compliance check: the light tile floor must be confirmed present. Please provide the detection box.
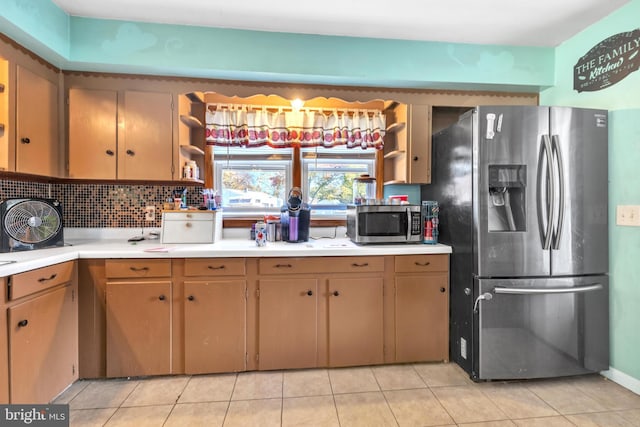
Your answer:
[54,363,640,427]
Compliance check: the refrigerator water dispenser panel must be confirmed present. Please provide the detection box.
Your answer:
[488,165,527,232]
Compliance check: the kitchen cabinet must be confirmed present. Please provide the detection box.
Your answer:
[258,278,318,370]
[68,89,173,180]
[15,65,59,176]
[105,259,172,377]
[394,254,449,363]
[256,256,385,369]
[4,261,78,404]
[383,102,430,184]
[181,258,246,374]
[328,277,384,367]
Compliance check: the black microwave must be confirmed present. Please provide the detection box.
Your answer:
[346,204,422,244]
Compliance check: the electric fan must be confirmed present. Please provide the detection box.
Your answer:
[0,198,64,252]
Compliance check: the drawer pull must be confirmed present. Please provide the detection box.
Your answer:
[440,287,446,293]
[275,263,292,268]
[185,222,193,228]
[306,290,313,296]
[187,295,195,301]
[207,265,226,270]
[158,295,166,301]
[351,263,369,267]
[130,266,150,272]
[38,273,58,282]
[415,261,431,267]
[17,319,28,328]
[332,291,340,297]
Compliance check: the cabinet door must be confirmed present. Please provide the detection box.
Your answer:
[258,278,318,370]
[15,66,59,176]
[106,281,171,377]
[68,88,117,179]
[119,91,173,180]
[8,284,78,403]
[328,277,383,367]
[408,104,431,183]
[184,280,246,374]
[395,274,449,362]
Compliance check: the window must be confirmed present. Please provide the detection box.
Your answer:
[214,145,291,216]
[214,144,375,217]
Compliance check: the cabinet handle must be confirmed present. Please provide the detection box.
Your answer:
[20,137,30,144]
[130,266,149,272]
[440,287,446,293]
[187,295,195,301]
[106,149,115,156]
[207,265,225,270]
[306,290,313,296]
[351,262,368,267]
[413,156,419,161]
[37,273,57,282]
[126,149,135,156]
[275,263,292,268]
[332,291,340,297]
[415,261,431,267]
[158,295,166,301]
[17,319,28,328]
[185,222,192,228]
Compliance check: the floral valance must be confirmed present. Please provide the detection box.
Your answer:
[205,106,386,150]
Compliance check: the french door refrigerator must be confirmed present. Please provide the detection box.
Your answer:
[423,105,609,380]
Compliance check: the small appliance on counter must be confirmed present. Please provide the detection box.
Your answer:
[161,210,222,244]
[346,203,422,244]
[0,198,64,252]
[280,187,310,243]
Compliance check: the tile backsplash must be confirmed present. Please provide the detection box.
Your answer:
[0,178,203,228]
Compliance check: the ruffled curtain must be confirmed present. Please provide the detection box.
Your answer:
[205,106,386,150]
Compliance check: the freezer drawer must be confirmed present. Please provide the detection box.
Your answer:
[475,275,609,380]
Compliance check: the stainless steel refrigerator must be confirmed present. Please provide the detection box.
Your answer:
[423,105,609,380]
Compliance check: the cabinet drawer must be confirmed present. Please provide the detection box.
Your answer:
[105,259,171,278]
[259,256,384,275]
[163,211,216,221]
[395,254,449,273]
[10,261,75,300]
[184,258,246,277]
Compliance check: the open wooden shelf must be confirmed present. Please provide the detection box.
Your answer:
[179,114,204,129]
[180,144,205,156]
[384,150,405,159]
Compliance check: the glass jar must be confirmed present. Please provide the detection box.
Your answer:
[352,174,376,205]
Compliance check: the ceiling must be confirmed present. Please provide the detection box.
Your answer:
[51,0,629,47]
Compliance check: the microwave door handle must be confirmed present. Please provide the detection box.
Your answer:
[406,208,412,241]
[493,283,603,295]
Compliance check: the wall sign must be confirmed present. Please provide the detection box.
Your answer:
[574,28,640,92]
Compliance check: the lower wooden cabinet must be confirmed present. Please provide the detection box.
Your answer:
[258,278,318,370]
[2,261,78,404]
[184,280,246,374]
[394,254,450,363]
[106,281,172,377]
[328,277,384,367]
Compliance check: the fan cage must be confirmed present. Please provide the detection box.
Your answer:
[3,200,62,244]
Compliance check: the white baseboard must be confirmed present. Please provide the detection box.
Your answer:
[601,367,640,395]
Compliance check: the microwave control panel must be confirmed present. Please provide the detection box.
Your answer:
[411,212,422,235]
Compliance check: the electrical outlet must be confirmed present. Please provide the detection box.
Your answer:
[144,205,156,221]
[616,205,640,226]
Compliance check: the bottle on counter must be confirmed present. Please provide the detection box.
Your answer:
[255,221,267,246]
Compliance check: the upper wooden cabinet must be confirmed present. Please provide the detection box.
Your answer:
[68,89,173,180]
[15,66,59,176]
[383,103,431,185]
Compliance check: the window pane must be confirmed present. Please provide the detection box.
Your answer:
[216,161,288,213]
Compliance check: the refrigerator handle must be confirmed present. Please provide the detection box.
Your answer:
[541,135,555,250]
[493,283,603,295]
[551,135,565,250]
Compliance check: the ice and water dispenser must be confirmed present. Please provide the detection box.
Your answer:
[487,165,526,232]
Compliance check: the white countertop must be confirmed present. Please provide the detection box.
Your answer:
[0,236,451,276]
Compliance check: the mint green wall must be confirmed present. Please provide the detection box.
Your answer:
[541,0,640,382]
[0,1,554,91]
[0,0,69,62]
